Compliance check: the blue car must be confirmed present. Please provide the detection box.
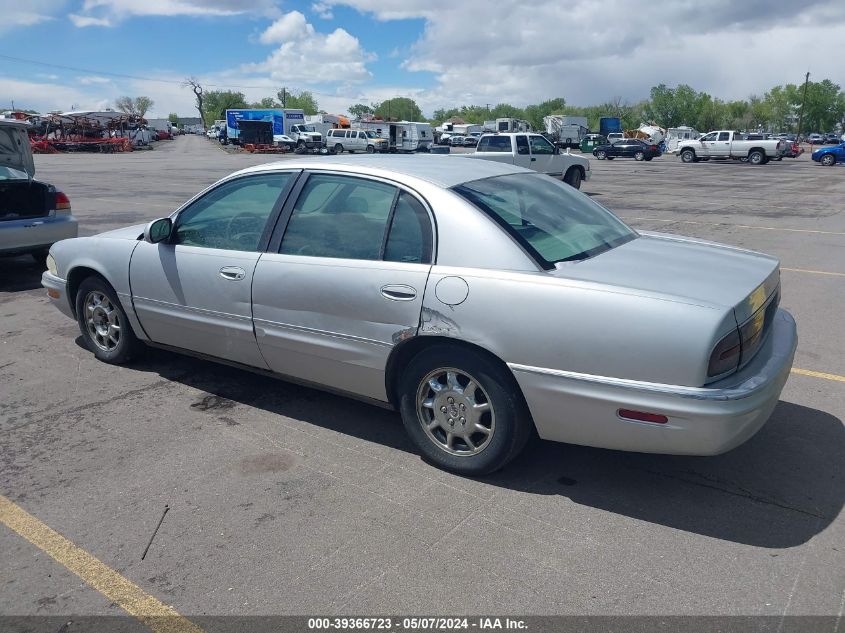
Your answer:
[812,142,845,166]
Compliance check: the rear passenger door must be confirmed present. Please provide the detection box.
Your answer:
[252,172,434,401]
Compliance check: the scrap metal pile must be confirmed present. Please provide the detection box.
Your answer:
[24,111,146,153]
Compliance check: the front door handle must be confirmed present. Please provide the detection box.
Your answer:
[219,266,246,281]
[381,284,417,301]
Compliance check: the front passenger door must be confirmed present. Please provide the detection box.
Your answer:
[528,135,559,174]
[129,172,296,367]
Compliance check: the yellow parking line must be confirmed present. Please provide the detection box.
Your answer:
[781,267,845,277]
[0,494,204,633]
[624,217,845,236]
[791,368,845,383]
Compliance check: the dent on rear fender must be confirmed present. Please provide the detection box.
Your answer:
[420,306,461,336]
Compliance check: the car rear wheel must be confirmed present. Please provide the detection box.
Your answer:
[748,150,765,165]
[821,154,836,166]
[680,149,696,163]
[563,167,582,189]
[334,143,344,154]
[399,346,533,475]
[634,151,645,161]
[595,150,606,160]
[75,276,142,364]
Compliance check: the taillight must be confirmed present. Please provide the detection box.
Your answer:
[649,145,657,151]
[708,329,741,377]
[55,191,71,211]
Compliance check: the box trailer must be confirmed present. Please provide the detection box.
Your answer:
[225,108,306,145]
[358,120,434,152]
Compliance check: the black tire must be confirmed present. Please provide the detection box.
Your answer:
[563,167,582,189]
[606,156,614,160]
[595,150,606,159]
[75,276,142,364]
[366,145,375,153]
[680,149,696,163]
[634,151,645,161]
[821,154,836,166]
[334,143,343,154]
[31,249,50,268]
[644,156,653,161]
[398,345,533,475]
[748,150,764,165]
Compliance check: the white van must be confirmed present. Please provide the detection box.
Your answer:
[326,128,388,154]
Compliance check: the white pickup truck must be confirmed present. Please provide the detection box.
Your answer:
[466,132,591,188]
[677,130,786,165]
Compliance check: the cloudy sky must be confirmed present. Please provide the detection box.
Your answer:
[1,0,844,118]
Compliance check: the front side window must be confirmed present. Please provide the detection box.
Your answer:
[454,173,636,268]
[529,135,555,154]
[280,174,397,260]
[701,132,718,142]
[174,174,291,251]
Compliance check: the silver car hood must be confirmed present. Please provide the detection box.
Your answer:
[554,231,779,323]
[97,223,146,240]
[0,121,35,178]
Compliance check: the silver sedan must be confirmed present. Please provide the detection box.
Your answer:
[42,156,796,474]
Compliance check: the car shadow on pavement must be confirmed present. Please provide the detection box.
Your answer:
[0,256,45,293]
[133,348,842,549]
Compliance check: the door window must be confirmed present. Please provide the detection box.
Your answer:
[280,174,397,260]
[529,136,555,154]
[384,193,433,264]
[701,132,718,142]
[173,174,291,251]
[515,135,529,155]
[718,132,730,141]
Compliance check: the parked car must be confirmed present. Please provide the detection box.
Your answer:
[273,134,296,152]
[593,138,661,161]
[467,133,590,188]
[326,128,388,154]
[677,130,785,164]
[450,135,466,147]
[807,133,824,145]
[580,134,606,153]
[1,119,77,265]
[811,142,845,166]
[463,135,479,147]
[42,156,796,474]
[823,133,841,144]
[782,141,803,159]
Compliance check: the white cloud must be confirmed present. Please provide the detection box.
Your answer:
[258,11,314,44]
[247,11,373,84]
[311,2,334,19]
[68,14,113,27]
[316,0,845,109]
[0,0,63,32]
[78,75,113,85]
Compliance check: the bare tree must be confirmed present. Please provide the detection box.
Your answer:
[114,96,138,115]
[184,78,205,125]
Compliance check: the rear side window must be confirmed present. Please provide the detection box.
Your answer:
[478,136,512,152]
[384,193,433,264]
[515,135,529,155]
[718,132,730,141]
[280,175,397,260]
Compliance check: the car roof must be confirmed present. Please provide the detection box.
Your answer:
[234,155,532,188]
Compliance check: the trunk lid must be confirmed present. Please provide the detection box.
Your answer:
[0,120,36,179]
[552,231,780,323]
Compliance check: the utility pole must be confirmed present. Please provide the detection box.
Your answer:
[280,87,286,108]
[796,71,810,141]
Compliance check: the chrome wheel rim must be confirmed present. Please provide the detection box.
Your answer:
[84,291,121,352]
[416,367,495,456]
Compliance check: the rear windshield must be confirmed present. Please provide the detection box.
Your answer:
[454,173,637,268]
[0,166,29,180]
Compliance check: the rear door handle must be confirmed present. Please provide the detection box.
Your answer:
[219,266,246,281]
[381,284,417,301]
[530,157,536,161]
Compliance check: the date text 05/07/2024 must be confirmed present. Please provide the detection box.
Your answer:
[307,617,528,630]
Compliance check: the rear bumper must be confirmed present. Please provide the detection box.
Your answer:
[41,271,75,319]
[509,309,797,455]
[0,214,78,256]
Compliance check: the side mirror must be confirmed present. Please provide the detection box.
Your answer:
[144,218,173,244]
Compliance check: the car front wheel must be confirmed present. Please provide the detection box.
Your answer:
[75,276,142,364]
[821,154,836,166]
[563,167,582,189]
[399,346,533,475]
[680,149,696,163]
[334,144,343,154]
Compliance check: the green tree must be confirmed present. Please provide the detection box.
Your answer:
[252,97,280,109]
[279,89,319,115]
[167,113,179,126]
[114,95,154,118]
[348,103,373,119]
[202,90,249,123]
[802,79,845,132]
[374,97,423,121]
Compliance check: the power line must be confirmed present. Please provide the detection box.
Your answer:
[0,53,364,99]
